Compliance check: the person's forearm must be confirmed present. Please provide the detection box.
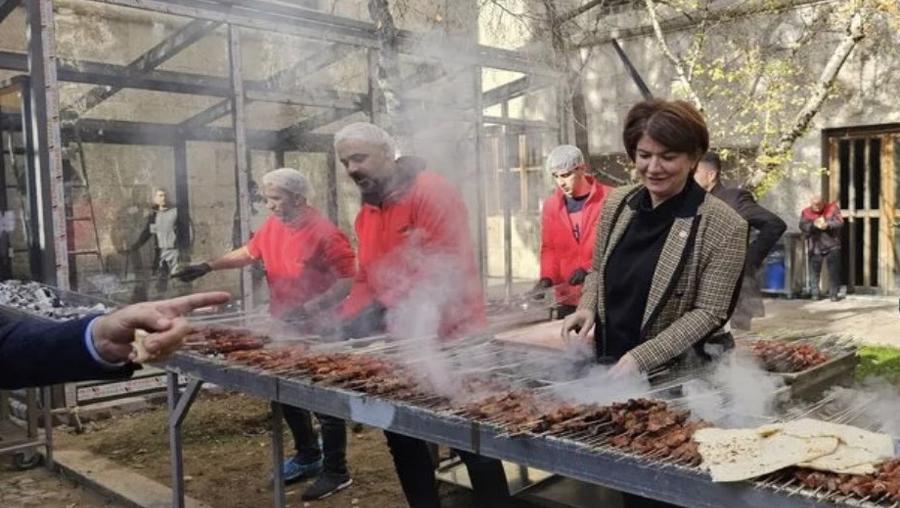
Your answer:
[304,278,353,312]
[206,246,254,271]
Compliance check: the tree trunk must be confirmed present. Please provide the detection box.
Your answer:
[746,6,868,191]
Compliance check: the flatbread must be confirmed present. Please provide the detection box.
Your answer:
[785,419,895,475]
[694,427,839,482]
[132,329,151,363]
[781,419,894,457]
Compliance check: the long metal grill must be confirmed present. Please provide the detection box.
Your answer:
[174,323,899,508]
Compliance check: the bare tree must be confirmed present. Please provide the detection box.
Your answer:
[637,0,891,192]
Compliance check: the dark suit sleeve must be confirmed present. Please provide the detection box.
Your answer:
[735,190,787,270]
[0,316,135,390]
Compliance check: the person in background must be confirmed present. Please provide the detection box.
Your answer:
[799,196,844,301]
[0,292,230,389]
[693,151,786,329]
[535,145,610,319]
[335,122,510,508]
[132,188,190,295]
[176,168,356,501]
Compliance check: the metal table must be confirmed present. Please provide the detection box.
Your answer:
[164,352,868,508]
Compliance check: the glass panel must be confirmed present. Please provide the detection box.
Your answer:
[0,3,26,53]
[0,83,30,279]
[53,2,233,301]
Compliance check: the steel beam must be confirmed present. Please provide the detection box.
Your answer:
[181,43,356,129]
[278,107,359,140]
[228,25,253,311]
[270,402,286,508]
[611,38,653,100]
[26,0,67,288]
[173,141,191,256]
[0,51,366,111]
[325,150,337,222]
[93,0,375,48]
[90,0,557,76]
[180,100,230,130]
[167,372,202,508]
[0,0,19,25]
[473,66,488,285]
[482,75,555,108]
[1,112,331,150]
[66,19,220,117]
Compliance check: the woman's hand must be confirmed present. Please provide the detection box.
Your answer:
[609,353,639,378]
[560,309,595,343]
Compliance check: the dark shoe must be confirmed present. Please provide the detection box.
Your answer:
[277,456,322,484]
[830,295,843,302]
[301,472,352,500]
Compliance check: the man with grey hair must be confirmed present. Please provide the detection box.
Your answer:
[334,121,511,507]
[176,167,357,500]
[536,145,610,318]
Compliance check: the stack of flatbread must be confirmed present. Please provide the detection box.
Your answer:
[694,418,895,482]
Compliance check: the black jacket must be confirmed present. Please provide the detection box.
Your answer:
[0,315,135,389]
[710,184,787,270]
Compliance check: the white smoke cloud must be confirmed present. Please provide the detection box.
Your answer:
[681,350,785,426]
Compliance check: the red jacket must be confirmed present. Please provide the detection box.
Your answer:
[539,177,610,306]
[799,202,843,255]
[341,161,486,339]
[247,209,356,318]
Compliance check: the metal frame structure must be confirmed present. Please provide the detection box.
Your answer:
[0,0,563,302]
[164,353,858,508]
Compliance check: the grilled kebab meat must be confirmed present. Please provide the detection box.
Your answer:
[185,326,269,355]
[794,459,900,502]
[747,340,829,373]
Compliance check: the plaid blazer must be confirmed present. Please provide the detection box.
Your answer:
[576,183,748,372]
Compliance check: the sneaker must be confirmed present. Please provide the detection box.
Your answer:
[301,472,353,500]
[279,456,322,484]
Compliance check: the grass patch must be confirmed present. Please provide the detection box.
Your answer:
[856,345,900,385]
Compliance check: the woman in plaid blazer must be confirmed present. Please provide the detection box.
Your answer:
[561,100,748,378]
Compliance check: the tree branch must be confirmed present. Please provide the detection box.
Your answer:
[746,4,871,189]
[643,0,705,111]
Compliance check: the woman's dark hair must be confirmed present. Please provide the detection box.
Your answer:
[622,100,709,162]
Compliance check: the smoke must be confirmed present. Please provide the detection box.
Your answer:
[550,363,652,406]
[681,350,785,426]
[381,249,472,398]
[820,382,900,436]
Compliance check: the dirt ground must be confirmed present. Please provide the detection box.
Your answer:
[53,391,517,508]
[0,460,123,507]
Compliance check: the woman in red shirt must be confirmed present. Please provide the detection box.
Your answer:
[176,168,356,500]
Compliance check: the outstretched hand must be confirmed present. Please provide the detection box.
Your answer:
[91,291,231,363]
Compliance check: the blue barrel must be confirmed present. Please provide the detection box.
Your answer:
[763,249,786,291]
